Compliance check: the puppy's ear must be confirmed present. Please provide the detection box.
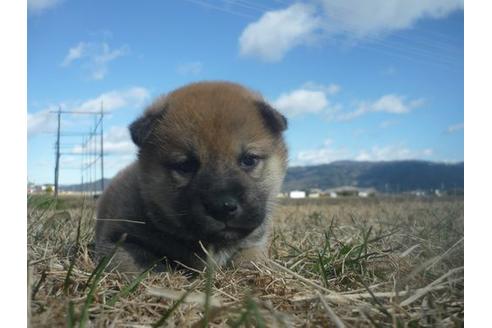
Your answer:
[129,98,167,147]
[255,100,288,135]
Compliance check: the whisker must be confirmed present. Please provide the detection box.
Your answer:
[164,213,189,218]
[95,218,146,224]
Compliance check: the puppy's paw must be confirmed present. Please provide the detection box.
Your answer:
[230,246,267,270]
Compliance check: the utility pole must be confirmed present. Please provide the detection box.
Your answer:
[51,108,106,198]
[81,136,85,194]
[100,101,104,192]
[54,106,61,198]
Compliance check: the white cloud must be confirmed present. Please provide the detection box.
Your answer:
[72,126,136,155]
[446,122,464,133]
[272,84,423,122]
[274,89,327,117]
[103,126,137,155]
[61,42,87,67]
[301,81,341,95]
[356,145,433,161]
[61,42,129,80]
[28,0,63,14]
[239,3,322,62]
[91,43,129,80]
[64,128,136,180]
[320,0,464,38]
[238,0,463,61]
[337,94,424,121]
[28,87,150,136]
[104,155,136,171]
[293,140,351,166]
[293,141,434,166]
[272,82,340,117]
[27,107,57,135]
[177,61,203,75]
[373,94,411,113]
[422,148,434,156]
[74,87,150,113]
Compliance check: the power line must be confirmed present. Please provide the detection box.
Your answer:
[184,0,462,71]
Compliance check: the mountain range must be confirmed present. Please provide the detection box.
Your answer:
[282,160,463,192]
[59,160,464,193]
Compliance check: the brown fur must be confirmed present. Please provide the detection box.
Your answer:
[95,81,288,272]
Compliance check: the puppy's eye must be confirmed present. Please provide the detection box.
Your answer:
[169,159,199,174]
[239,154,260,170]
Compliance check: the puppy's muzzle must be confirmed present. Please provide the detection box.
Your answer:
[203,194,242,222]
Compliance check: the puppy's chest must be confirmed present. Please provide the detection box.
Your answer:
[211,247,238,266]
[210,235,265,266]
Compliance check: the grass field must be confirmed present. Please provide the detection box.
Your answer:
[27,194,463,327]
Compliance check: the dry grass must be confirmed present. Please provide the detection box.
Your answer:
[28,195,463,327]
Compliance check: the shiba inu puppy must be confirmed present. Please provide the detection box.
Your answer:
[95,81,288,272]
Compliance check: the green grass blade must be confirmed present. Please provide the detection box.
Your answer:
[79,235,126,328]
[228,308,250,328]
[201,252,216,328]
[151,287,195,328]
[247,298,266,328]
[63,212,82,294]
[317,251,330,288]
[31,269,47,301]
[67,300,76,328]
[106,262,157,307]
[358,276,392,320]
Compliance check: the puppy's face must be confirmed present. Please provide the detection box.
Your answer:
[130,82,288,244]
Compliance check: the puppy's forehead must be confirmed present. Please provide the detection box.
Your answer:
[168,82,260,103]
[153,83,274,155]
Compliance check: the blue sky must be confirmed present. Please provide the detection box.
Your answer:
[27,0,464,185]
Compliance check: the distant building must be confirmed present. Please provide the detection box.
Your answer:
[289,190,306,199]
[328,191,338,198]
[324,186,359,197]
[358,188,376,198]
[27,182,36,194]
[308,188,322,198]
[27,183,55,194]
[324,186,376,198]
[410,190,426,197]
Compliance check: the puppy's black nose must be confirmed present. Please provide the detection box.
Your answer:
[203,195,240,221]
[222,199,238,213]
